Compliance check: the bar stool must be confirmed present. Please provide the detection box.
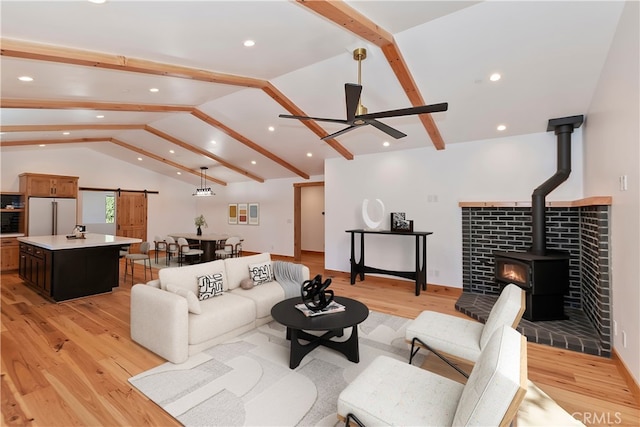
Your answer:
[124,241,153,284]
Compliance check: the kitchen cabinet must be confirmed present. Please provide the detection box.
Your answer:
[19,242,51,294]
[19,173,78,198]
[18,234,140,301]
[1,237,20,271]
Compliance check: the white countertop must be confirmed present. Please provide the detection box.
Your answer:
[18,233,142,250]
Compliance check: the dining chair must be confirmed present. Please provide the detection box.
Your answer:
[153,235,167,264]
[214,236,242,259]
[177,237,204,265]
[164,236,179,266]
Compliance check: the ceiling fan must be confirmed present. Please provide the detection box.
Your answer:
[279,48,448,140]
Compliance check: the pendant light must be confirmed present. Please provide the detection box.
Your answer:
[193,166,214,196]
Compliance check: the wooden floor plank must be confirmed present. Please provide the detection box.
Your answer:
[0,252,638,426]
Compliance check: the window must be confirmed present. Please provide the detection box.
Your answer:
[105,195,115,223]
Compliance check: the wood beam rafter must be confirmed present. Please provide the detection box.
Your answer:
[110,138,227,186]
[144,125,264,183]
[1,38,354,160]
[0,98,193,112]
[191,109,311,179]
[295,0,446,150]
[0,137,106,147]
[0,124,145,132]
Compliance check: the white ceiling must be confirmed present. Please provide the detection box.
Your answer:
[0,1,625,188]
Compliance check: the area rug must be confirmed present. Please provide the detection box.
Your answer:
[128,311,424,426]
[128,311,583,427]
[134,256,181,270]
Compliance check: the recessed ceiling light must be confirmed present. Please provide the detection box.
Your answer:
[251,160,257,165]
[176,171,182,175]
[210,140,216,145]
[149,88,159,93]
[268,126,275,132]
[169,149,175,154]
[88,0,107,4]
[62,132,70,135]
[497,124,506,131]
[96,115,105,119]
[383,141,390,147]
[243,40,255,47]
[18,76,33,82]
[490,73,501,82]
[39,144,46,147]
[306,152,313,157]
[137,157,143,161]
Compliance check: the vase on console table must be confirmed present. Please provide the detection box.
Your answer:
[197,226,202,236]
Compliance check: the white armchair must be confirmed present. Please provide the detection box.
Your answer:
[337,325,528,427]
[406,283,525,377]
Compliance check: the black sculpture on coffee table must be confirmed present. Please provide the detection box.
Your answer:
[301,274,334,311]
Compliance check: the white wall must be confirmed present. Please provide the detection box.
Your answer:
[0,145,322,256]
[583,1,639,383]
[301,185,325,252]
[191,174,324,256]
[325,130,584,287]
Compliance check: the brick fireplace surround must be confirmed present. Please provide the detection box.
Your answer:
[458,197,611,356]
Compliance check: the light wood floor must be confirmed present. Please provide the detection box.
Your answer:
[1,252,638,426]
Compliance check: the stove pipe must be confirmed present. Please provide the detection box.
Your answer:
[531,115,584,255]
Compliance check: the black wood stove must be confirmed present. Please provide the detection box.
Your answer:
[494,115,583,321]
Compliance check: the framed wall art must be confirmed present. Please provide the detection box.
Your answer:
[228,204,238,224]
[238,203,248,225]
[391,212,413,232]
[248,203,259,225]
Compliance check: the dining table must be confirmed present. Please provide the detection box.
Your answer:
[169,232,234,262]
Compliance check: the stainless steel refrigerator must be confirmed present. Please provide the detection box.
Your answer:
[28,197,77,236]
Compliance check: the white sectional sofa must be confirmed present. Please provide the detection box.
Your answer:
[130,253,309,363]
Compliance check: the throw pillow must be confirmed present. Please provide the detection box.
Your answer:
[248,261,274,286]
[198,273,224,300]
[165,283,202,314]
[239,277,254,290]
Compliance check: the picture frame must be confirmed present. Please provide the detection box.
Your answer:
[237,203,248,225]
[228,204,238,224]
[391,212,413,232]
[248,203,259,225]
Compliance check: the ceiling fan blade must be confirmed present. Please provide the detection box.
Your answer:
[279,114,349,124]
[345,83,362,122]
[321,125,359,140]
[367,120,407,139]
[357,102,448,120]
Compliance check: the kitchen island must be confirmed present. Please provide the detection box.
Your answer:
[18,233,141,302]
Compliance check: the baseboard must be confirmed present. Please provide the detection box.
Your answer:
[612,347,640,400]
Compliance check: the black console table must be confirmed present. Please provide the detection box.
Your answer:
[346,229,433,296]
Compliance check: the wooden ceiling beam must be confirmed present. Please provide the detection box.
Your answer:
[262,83,353,160]
[1,38,355,159]
[0,98,192,112]
[1,38,266,89]
[295,0,446,150]
[0,124,145,132]
[110,138,227,186]
[381,44,445,150]
[192,109,311,179]
[0,137,106,147]
[143,125,264,183]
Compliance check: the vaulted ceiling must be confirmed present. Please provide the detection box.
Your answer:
[0,1,625,188]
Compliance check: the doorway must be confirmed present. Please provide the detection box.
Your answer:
[293,182,324,262]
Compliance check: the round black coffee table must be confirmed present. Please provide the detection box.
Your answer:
[271,296,369,369]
